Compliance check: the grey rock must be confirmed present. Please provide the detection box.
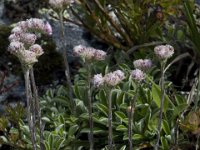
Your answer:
[50,20,90,61]
[0,73,25,103]
[0,0,5,25]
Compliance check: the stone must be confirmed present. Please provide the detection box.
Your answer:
[0,0,5,25]
[50,21,89,61]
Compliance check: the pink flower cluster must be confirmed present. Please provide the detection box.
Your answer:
[93,74,104,87]
[49,0,74,10]
[133,59,152,71]
[154,44,174,60]
[93,70,125,87]
[131,69,145,82]
[73,45,107,61]
[8,18,52,67]
[15,18,52,35]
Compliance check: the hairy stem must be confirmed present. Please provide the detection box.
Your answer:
[24,69,37,150]
[59,11,75,113]
[86,64,94,150]
[196,135,200,150]
[107,88,113,150]
[30,68,44,150]
[155,62,165,150]
[195,68,200,111]
[128,87,138,150]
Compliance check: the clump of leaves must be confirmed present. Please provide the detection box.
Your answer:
[0,103,28,149]
[67,0,182,51]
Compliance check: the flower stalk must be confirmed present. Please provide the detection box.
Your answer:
[155,61,166,150]
[30,68,44,150]
[107,88,113,150]
[153,44,174,150]
[194,68,200,111]
[128,87,138,150]
[24,69,37,150]
[86,63,94,150]
[59,11,75,113]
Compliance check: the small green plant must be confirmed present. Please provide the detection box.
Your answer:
[8,18,52,150]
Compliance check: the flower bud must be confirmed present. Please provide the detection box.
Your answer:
[93,74,104,87]
[20,33,37,46]
[82,47,96,60]
[11,26,23,35]
[73,45,86,56]
[8,34,20,42]
[29,44,44,57]
[131,69,145,82]
[8,41,25,54]
[133,59,152,71]
[94,49,107,60]
[154,44,174,60]
[44,22,53,35]
[24,18,52,35]
[16,21,28,32]
[49,0,74,10]
[104,70,125,86]
[73,45,107,61]
[113,70,125,80]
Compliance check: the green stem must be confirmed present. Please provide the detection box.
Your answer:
[195,68,200,111]
[128,87,138,150]
[174,118,179,146]
[86,64,94,150]
[24,69,37,150]
[196,135,200,150]
[155,62,166,150]
[30,68,44,150]
[107,88,113,150]
[59,11,75,114]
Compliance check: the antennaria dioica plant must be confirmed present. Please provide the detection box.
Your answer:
[8,18,52,150]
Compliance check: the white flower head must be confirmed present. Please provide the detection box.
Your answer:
[11,26,23,35]
[29,44,44,57]
[9,33,37,46]
[133,59,152,71]
[24,18,52,35]
[131,69,145,82]
[8,41,25,55]
[154,44,174,60]
[81,47,96,60]
[16,21,28,32]
[8,18,51,68]
[44,22,53,35]
[8,34,20,42]
[19,33,37,46]
[73,45,106,61]
[113,70,125,80]
[49,0,74,10]
[104,70,125,86]
[94,49,107,60]
[73,45,86,56]
[93,74,104,87]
